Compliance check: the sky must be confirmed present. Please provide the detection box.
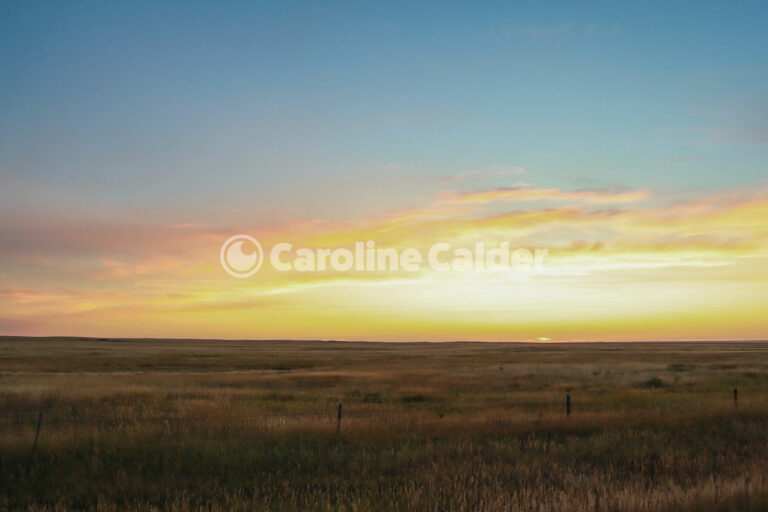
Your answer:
[1,1,767,341]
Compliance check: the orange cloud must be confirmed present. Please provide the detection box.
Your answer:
[1,183,767,341]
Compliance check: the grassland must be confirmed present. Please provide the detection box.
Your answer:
[2,337,768,511]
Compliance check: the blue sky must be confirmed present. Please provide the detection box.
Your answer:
[2,2,768,340]
[1,1,767,222]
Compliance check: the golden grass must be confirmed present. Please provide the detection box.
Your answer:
[2,337,768,510]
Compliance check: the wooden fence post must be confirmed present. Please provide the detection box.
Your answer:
[734,388,738,408]
[337,403,342,433]
[32,411,43,454]
[566,394,571,417]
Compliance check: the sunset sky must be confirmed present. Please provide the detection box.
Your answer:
[1,1,767,341]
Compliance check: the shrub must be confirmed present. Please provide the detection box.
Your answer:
[642,377,665,389]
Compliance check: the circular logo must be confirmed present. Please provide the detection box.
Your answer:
[220,234,263,278]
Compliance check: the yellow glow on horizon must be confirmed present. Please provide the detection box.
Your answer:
[2,184,768,341]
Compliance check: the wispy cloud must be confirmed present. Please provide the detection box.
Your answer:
[436,186,649,205]
[518,24,571,39]
[439,167,527,182]
[1,182,767,340]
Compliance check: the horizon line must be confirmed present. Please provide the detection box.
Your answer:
[2,335,768,345]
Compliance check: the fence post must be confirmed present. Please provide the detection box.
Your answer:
[32,411,43,454]
[566,394,571,417]
[734,388,738,408]
[337,403,342,433]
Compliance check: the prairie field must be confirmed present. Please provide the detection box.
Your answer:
[2,337,768,511]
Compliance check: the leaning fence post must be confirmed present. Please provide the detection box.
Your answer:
[32,411,43,454]
[566,394,571,417]
[337,403,342,433]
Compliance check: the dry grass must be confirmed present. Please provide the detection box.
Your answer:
[2,337,768,510]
